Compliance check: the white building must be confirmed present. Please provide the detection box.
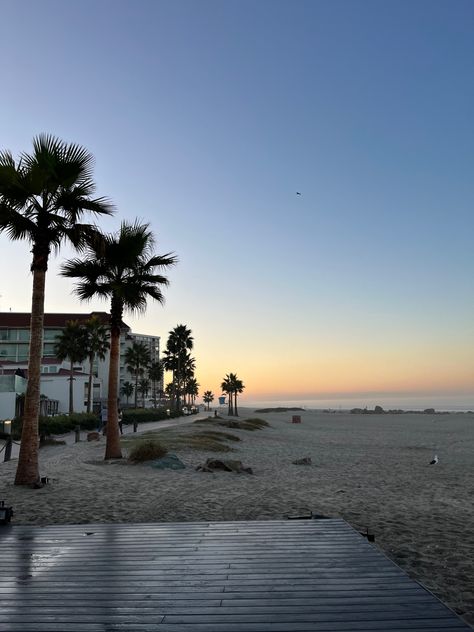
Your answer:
[0,312,162,416]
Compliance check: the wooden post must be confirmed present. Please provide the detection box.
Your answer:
[4,437,12,462]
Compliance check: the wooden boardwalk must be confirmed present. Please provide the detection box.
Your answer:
[0,518,471,631]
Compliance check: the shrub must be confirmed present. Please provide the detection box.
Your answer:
[12,413,99,438]
[128,440,168,463]
[122,408,181,425]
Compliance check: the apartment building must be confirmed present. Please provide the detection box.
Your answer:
[0,312,161,413]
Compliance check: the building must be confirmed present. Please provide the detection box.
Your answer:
[0,312,162,415]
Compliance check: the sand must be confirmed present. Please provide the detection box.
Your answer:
[1,407,473,625]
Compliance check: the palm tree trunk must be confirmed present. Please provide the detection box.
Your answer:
[234,391,238,417]
[69,361,74,415]
[134,372,138,408]
[87,356,94,413]
[105,326,122,459]
[14,269,45,485]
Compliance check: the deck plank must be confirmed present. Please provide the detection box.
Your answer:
[0,519,471,631]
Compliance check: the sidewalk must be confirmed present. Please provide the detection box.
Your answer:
[1,409,218,462]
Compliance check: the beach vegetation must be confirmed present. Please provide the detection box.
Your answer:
[12,412,99,439]
[221,373,245,416]
[148,360,164,407]
[128,439,168,463]
[125,341,151,408]
[54,320,88,414]
[122,407,180,424]
[120,381,134,405]
[162,324,194,410]
[123,428,238,454]
[202,390,214,410]
[61,220,177,461]
[83,316,110,413]
[0,134,113,485]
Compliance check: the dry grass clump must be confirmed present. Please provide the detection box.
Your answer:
[123,429,238,454]
[128,440,168,463]
[217,417,270,431]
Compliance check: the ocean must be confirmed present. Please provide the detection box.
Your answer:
[238,394,474,413]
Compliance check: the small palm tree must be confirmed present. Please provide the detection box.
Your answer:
[54,320,88,414]
[120,381,134,405]
[138,378,150,406]
[61,220,177,460]
[125,341,151,408]
[0,134,112,484]
[83,315,109,413]
[203,390,214,411]
[186,377,199,406]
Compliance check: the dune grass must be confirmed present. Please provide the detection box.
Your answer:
[122,428,240,454]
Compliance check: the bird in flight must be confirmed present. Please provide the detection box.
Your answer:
[296,192,301,196]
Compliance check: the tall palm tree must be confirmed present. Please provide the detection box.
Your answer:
[138,378,150,407]
[61,220,177,459]
[120,381,134,405]
[83,315,109,413]
[203,390,214,411]
[186,377,199,406]
[181,354,196,406]
[125,341,151,408]
[232,376,245,417]
[163,324,193,410]
[221,374,234,416]
[0,134,113,485]
[54,320,88,415]
[148,360,163,407]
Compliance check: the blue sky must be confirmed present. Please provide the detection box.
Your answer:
[0,0,473,404]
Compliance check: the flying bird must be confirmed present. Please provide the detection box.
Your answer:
[296,192,301,195]
[429,455,439,465]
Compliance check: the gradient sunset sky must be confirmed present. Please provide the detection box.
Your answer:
[0,0,473,406]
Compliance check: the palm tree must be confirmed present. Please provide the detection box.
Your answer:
[138,378,150,406]
[83,315,109,413]
[232,376,245,417]
[163,324,193,410]
[54,320,88,414]
[186,377,199,406]
[203,390,214,411]
[120,381,134,405]
[148,360,163,407]
[221,374,234,416]
[0,134,113,485]
[181,354,196,406]
[61,220,177,460]
[125,341,151,408]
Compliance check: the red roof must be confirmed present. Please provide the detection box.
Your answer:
[0,312,130,330]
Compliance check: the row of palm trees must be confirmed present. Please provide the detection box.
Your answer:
[0,134,177,485]
[200,373,245,415]
[54,316,109,414]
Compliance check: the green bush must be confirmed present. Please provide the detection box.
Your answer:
[12,413,99,438]
[128,440,168,462]
[122,408,181,424]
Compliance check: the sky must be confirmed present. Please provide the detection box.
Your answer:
[0,0,473,407]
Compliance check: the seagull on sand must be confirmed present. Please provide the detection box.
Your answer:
[429,455,439,465]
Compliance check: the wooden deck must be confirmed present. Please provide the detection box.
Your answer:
[0,518,471,631]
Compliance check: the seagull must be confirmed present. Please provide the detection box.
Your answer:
[429,455,439,465]
[296,191,301,195]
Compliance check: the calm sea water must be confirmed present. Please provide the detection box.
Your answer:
[239,395,474,412]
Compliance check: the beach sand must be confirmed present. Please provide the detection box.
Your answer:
[1,407,473,625]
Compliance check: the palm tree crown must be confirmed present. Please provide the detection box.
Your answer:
[0,134,113,485]
[61,220,177,459]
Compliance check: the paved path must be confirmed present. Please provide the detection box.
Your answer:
[1,408,219,462]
